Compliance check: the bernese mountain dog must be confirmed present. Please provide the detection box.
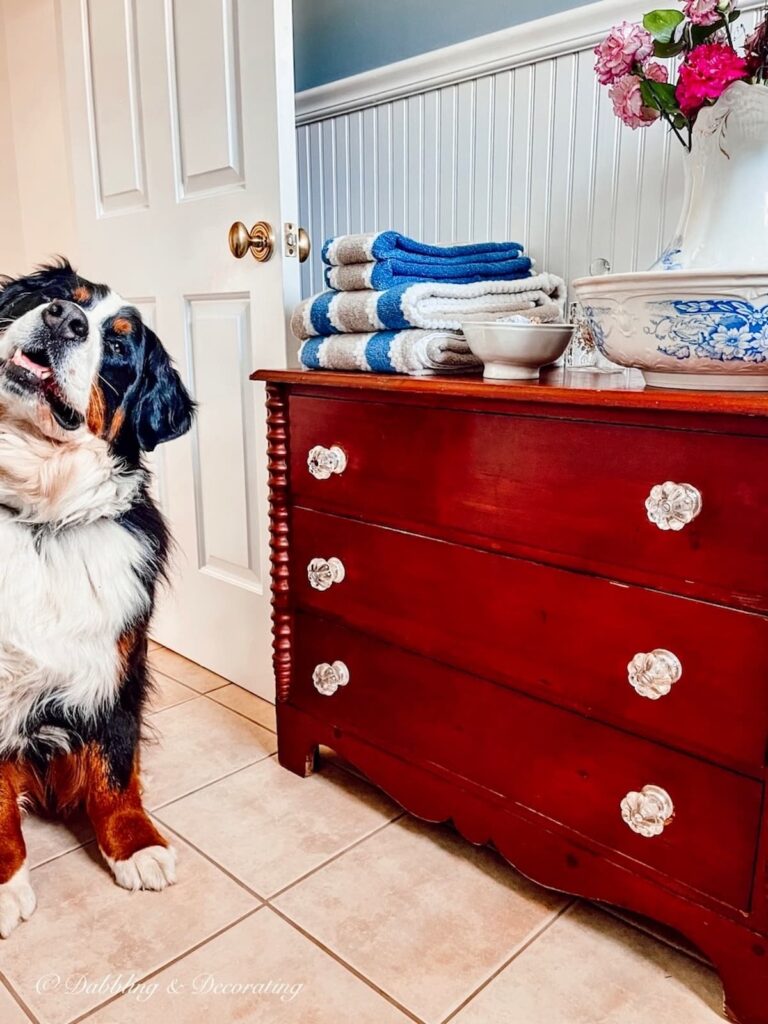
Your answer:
[0,261,194,938]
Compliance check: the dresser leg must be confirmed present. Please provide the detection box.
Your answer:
[703,933,768,1024]
[276,703,318,778]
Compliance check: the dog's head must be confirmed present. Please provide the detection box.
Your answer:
[0,260,194,458]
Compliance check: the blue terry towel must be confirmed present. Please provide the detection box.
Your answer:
[299,329,481,375]
[321,231,532,291]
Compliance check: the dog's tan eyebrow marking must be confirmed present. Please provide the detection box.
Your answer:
[72,285,91,304]
[112,317,132,335]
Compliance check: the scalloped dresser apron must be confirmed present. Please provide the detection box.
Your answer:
[252,366,768,1024]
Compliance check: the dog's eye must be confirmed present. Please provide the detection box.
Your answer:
[107,339,125,357]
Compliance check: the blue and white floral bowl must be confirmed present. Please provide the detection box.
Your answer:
[571,271,768,390]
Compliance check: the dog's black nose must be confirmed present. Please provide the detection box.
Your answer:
[42,300,88,345]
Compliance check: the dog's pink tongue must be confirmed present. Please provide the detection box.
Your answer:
[11,349,51,379]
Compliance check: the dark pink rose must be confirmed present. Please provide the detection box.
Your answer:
[676,43,748,116]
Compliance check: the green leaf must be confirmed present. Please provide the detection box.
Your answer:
[640,79,679,113]
[643,9,685,43]
[653,38,685,57]
[688,21,718,46]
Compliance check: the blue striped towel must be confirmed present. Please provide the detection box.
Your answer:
[299,330,481,376]
[291,275,565,341]
[321,232,532,291]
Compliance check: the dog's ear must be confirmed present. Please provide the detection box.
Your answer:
[131,328,194,452]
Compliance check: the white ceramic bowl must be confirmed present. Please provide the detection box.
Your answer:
[461,321,574,380]
[571,270,768,390]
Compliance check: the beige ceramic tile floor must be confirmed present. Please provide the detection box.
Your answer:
[0,646,726,1024]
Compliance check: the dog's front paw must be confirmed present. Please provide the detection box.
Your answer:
[106,845,177,892]
[0,864,37,938]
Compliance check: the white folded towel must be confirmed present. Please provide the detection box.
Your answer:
[291,274,565,341]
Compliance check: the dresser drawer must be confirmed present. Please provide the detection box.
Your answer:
[292,614,762,910]
[289,396,768,611]
[292,509,768,775]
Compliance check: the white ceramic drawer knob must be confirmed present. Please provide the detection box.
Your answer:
[620,784,675,838]
[307,556,346,591]
[645,481,702,531]
[312,660,350,696]
[627,649,682,700]
[307,444,347,480]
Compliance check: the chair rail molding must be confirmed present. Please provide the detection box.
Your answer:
[295,0,763,297]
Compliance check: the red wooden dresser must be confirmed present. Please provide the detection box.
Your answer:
[253,366,768,1024]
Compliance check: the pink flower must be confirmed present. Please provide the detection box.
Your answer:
[594,21,654,85]
[609,75,661,129]
[645,61,669,84]
[676,42,748,116]
[683,0,721,25]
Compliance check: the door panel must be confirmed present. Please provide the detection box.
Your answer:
[60,0,300,697]
[167,0,245,196]
[186,294,262,590]
[84,0,148,212]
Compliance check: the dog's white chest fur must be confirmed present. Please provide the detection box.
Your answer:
[0,514,149,753]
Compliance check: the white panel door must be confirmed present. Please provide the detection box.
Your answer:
[59,0,301,698]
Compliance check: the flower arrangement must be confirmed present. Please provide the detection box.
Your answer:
[594,2,768,148]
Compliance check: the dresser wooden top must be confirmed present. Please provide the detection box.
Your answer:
[252,367,768,418]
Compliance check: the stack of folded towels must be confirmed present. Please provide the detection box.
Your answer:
[291,231,566,376]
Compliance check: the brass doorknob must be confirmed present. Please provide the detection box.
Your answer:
[228,221,274,262]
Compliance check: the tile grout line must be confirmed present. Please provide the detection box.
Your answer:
[22,783,576,1024]
[58,818,411,1022]
[26,672,276,880]
[150,670,199,695]
[29,834,98,873]
[200,682,234,695]
[149,745,378,822]
[0,970,39,1024]
[19,734,589,1024]
[30,810,406,1021]
[268,904,429,1024]
[29,751,404,902]
[69,906,265,1024]
[157,791,404,904]
[148,652,230,694]
[148,695,198,716]
[147,751,276,814]
[26,745,337,874]
[148,672,200,712]
[149,648,275,714]
[439,897,578,1024]
[147,685,276,736]
[267,810,407,901]
[29,755,280,875]
[202,691,277,733]
[155,817,267,902]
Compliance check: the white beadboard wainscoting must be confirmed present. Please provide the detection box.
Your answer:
[295,0,761,298]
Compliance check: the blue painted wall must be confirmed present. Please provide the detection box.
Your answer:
[293,0,592,91]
